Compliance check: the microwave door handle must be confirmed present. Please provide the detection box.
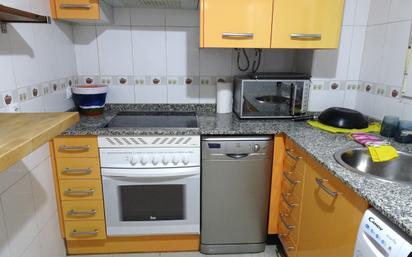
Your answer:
[289,83,295,115]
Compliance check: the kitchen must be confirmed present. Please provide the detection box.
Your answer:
[0,0,411,257]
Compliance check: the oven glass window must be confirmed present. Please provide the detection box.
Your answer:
[120,185,185,221]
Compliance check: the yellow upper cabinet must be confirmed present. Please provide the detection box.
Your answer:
[271,0,345,48]
[50,0,112,22]
[200,0,274,48]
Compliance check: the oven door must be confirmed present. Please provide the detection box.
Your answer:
[102,167,200,236]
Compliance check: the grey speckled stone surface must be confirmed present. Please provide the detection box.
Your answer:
[63,107,412,237]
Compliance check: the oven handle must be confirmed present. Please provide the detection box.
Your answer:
[101,167,199,178]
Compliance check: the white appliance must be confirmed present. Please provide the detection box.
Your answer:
[98,135,200,237]
[354,208,412,257]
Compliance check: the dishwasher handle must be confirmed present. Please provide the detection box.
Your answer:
[226,153,250,159]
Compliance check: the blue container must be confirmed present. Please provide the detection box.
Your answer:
[72,85,108,116]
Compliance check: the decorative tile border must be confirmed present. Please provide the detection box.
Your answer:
[76,75,232,87]
[310,80,401,99]
[0,76,76,108]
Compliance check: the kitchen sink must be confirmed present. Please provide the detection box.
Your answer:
[334,148,412,184]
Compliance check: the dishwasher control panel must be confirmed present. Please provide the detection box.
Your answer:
[202,136,273,160]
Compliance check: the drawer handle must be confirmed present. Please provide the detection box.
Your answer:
[290,33,322,39]
[59,145,90,152]
[64,188,95,196]
[279,214,295,230]
[281,193,298,210]
[70,229,99,237]
[285,246,295,251]
[222,32,254,39]
[67,209,97,217]
[315,178,340,198]
[285,148,302,162]
[60,3,92,9]
[283,172,300,185]
[63,168,92,175]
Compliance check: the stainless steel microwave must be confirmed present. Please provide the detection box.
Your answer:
[233,74,310,119]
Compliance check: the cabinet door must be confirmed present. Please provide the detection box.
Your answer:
[54,0,100,20]
[297,160,368,257]
[201,0,273,48]
[271,0,344,48]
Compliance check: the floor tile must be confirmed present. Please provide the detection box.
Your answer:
[160,252,205,257]
[114,253,160,257]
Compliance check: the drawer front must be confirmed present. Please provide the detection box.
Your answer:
[279,232,297,257]
[56,158,100,180]
[281,171,303,197]
[280,195,301,223]
[54,137,98,158]
[279,212,299,245]
[54,0,100,20]
[284,152,304,174]
[64,220,106,240]
[59,180,102,201]
[62,200,104,221]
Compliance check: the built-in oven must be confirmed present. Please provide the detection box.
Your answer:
[98,135,200,237]
[233,73,311,119]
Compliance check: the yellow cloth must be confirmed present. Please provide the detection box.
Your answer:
[307,120,381,133]
[367,145,399,162]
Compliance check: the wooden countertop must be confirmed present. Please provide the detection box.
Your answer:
[0,112,79,172]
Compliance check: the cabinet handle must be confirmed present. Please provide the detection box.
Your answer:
[285,246,295,251]
[283,172,300,185]
[290,33,322,39]
[60,3,92,9]
[59,145,90,152]
[63,168,92,175]
[315,178,340,198]
[70,229,99,237]
[64,188,95,196]
[222,33,254,39]
[67,209,97,217]
[285,148,302,161]
[279,214,295,230]
[281,193,298,210]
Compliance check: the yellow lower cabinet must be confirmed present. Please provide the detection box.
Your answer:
[297,159,368,257]
[56,158,101,180]
[59,179,103,201]
[65,220,106,241]
[62,200,105,221]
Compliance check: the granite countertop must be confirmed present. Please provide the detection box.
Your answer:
[63,105,412,237]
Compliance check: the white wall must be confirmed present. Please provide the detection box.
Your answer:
[0,0,76,113]
[73,8,297,104]
[356,0,412,120]
[296,0,370,112]
[0,144,66,257]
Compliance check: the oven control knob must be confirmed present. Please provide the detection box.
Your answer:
[172,155,180,165]
[130,155,139,166]
[140,155,149,165]
[182,155,190,165]
[152,155,160,165]
[162,155,170,165]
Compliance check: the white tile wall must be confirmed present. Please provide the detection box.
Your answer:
[0,144,65,257]
[356,0,412,118]
[0,0,76,113]
[73,8,297,104]
[97,26,134,76]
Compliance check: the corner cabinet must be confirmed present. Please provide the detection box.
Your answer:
[200,0,274,48]
[271,0,345,48]
[275,137,368,257]
[200,0,344,49]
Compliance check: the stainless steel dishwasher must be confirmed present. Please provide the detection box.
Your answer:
[201,136,273,254]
